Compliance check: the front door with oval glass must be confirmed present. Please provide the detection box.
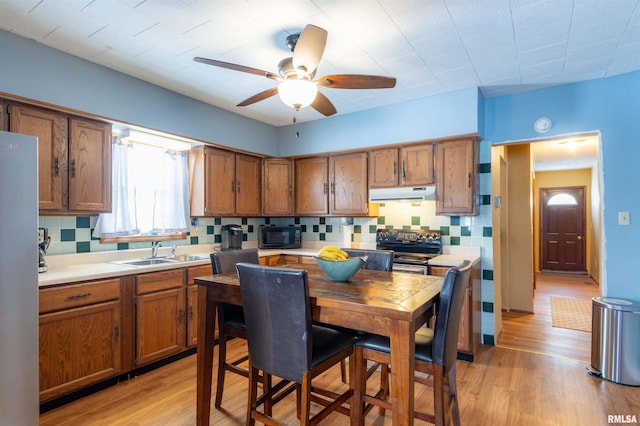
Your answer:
[540,187,586,273]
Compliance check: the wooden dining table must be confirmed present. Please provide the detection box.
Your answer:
[195,263,443,426]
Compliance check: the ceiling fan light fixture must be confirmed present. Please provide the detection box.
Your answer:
[278,79,318,109]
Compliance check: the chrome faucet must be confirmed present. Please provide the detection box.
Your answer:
[151,241,162,258]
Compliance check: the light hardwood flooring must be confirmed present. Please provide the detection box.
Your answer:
[498,272,601,363]
[40,334,640,425]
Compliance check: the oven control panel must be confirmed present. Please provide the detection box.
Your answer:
[376,229,441,244]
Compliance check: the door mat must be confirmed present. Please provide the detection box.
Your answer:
[550,296,592,332]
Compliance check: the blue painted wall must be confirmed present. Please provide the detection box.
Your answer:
[275,88,479,156]
[0,30,279,156]
[484,72,640,300]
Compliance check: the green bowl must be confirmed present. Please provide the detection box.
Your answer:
[313,256,367,282]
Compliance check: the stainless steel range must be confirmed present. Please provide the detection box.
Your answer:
[376,228,442,274]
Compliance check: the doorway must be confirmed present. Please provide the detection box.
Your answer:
[540,186,587,273]
[492,134,602,352]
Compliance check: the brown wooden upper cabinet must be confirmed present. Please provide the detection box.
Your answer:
[189,145,261,217]
[295,152,373,216]
[263,158,294,216]
[435,138,477,215]
[369,143,434,188]
[9,102,111,214]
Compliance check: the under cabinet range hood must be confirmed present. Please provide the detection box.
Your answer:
[368,186,436,202]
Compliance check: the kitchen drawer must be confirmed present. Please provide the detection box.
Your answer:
[260,255,281,265]
[136,269,184,294]
[39,278,121,313]
[187,264,212,285]
[282,255,300,264]
[429,265,450,277]
[299,256,316,265]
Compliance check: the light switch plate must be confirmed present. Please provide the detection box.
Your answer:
[618,211,630,226]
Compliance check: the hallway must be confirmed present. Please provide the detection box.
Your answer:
[497,273,600,363]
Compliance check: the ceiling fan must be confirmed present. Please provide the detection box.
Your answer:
[194,24,397,117]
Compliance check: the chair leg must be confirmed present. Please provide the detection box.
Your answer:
[433,365,446,426]
[296,383,302,420]
[247,364,259,426]
[263,372,272,416]
[340,359,347,383]
[448,366,461,426]
[300,374,312,426]
[214,335,228,408]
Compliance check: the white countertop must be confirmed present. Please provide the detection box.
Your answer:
[39,243,481,286]
[38,244,323,287]
[428,246,481,267]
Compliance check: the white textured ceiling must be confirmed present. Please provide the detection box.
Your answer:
[0,1,633,171]
[1,0,639,129]
[531,134,599,171]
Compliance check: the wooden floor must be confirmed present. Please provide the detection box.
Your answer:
[498,272,600,363]
[41,310,640,426]
[41,274,639,425]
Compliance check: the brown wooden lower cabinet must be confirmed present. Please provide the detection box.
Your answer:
[39,264,221,404]
[279,254,316,265]
[135,269,186,366]
[39,278,122,402]
[186,265,211,347]
[259,254,281,265]
[429,262,481,360]
[40,256,476,404]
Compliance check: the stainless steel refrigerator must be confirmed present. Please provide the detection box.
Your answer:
[0,131,39,424]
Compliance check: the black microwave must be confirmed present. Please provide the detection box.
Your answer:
[258,225,302,249]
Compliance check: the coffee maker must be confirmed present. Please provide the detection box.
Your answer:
[38,227,51,273]
[221,224,243,251]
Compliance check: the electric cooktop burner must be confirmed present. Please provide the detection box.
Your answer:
[375,228,442,263]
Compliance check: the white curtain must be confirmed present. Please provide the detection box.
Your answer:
[93,140,139,237]
[151,150,190,233]
[93,142,190,238]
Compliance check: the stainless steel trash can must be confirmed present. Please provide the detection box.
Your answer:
[590,297,640,386]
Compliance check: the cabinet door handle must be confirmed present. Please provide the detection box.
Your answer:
[178,309,185,324]
[65,292,91,301]
[401,160,406,182]
[70,159,76,178]
[114,324,120,342]
[324,183,328,194]
[468,173,471,188]
[237,181,241,194]
[54,157,60,176]
[231,180,235,193]
[189,306,194,321]
[393,160,397,176]
[330,182,335,194]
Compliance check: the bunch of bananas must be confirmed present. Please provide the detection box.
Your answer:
[317,246,350,261]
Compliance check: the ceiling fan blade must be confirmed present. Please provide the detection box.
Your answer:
[317,74,397,89]
[311,91,337,116]
[193,57,279,80]
[237,88,279,107]
[292,25,327,75]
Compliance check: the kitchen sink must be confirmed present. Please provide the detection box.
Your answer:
[169,254,209,262]
[112,254,209,267]
[114,258,179,267]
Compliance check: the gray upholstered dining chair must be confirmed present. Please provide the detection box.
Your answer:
[209,248,259,409]
[352,260,472,426]
[236,262,358,426]
[341,248,394,272]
